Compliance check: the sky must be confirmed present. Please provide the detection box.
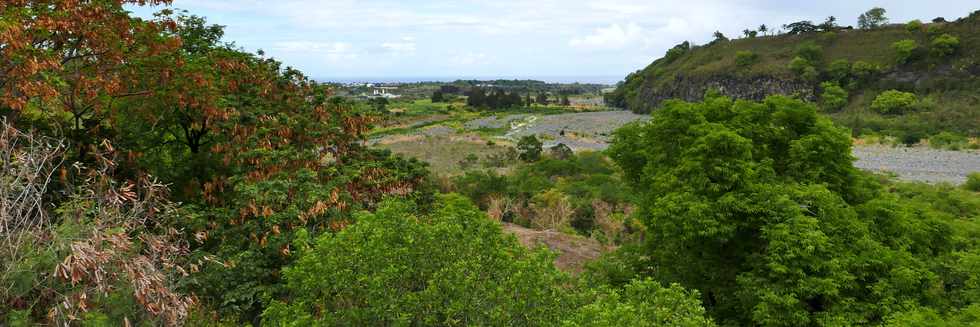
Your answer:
[130,1,978,83]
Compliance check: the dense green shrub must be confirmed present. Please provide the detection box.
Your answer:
[563,279,714,327]
[262,195,574,325]
[796,42,823,62]
[851,61,882,83]
[929,132,969,150]
[826,59,852,84]
[871,90,918,114]
[518,135,543,162]
[263,195,714,326]
[892,39,920,64]
[608,96,980,326]
[966,173,980,192]
[788,57,818,81]
[905,19,924,33]
[734,51,758,68]
[930,33,961,58]
[819,82,848,112]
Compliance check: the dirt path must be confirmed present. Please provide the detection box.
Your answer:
[501,223,610,273]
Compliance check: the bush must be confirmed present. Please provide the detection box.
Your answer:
[796,42,822,62]
[262,196,575,325]
[929,132,968,150]
[263,195,715,326]
[827,59,852,83]
[966,173,980,192]
[819,82,848,112]
[851,61,882,83]
[892,39,920,64]
[905,20,924,33]
[930,33,960,58]
[734,51,758,68]
[871,90,917,114]
[563,279,714,326]
[788,57,816,81]
[517,135,543,162]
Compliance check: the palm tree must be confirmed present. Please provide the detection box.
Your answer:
[759,24,768,36]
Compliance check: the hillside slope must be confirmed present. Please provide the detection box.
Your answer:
[608,10,980,139]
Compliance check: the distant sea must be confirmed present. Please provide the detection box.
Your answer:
[318,76,623,85]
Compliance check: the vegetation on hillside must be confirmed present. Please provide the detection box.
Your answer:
[607,9,980,142]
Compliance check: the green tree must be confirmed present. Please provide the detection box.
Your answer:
[262,195,575,326]
[562,279,715,327]
[536,92,550,105]
[930,34,960,58]
[906,19,924,33]
[819,82,848,112]
[858,7,889,29]
[518,135,544,162]
[893,39,920,64]
[431,90,446,102]
[607,96,980,325]
[871,90,917,114]
[966,173,980,192]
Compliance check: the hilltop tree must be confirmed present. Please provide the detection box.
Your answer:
[759,24,768,36]
[783,21,817,35]
[818,16,838,31]
[712,31,728,43]
[742,29,758,38]
[858,7,889,29]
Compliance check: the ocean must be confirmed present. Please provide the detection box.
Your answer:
[318,76,623,85]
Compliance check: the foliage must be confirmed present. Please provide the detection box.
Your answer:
[872,90,918,114]
[608,95,980,326]
[263,195,713,326]
[928,132,969,150]
[819,82,848,112]
[966,173,980,192]
[261,195,575,325]
[783,21,818,35]
[431,90,446,102]
[892,39,920,64]
[466,87,524,109]
[826,59,852,84]
[858,7,889,29]
[906,20,924,33]
[0,125,195,325]
[517,135,544,162]
[452,152,635,239]
[734,51,758,68]
[930,34,961,58]
[562,279,715,327]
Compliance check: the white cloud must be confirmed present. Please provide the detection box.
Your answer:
[570,23,651,49]
[449,51,488,66]
[380,37,417,55]
[270,41,357,62]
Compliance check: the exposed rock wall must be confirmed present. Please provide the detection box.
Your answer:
[631,74,815,113]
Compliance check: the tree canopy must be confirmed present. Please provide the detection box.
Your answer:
[608,95,980,326]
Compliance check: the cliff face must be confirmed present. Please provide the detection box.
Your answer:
[630,75,815,113]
